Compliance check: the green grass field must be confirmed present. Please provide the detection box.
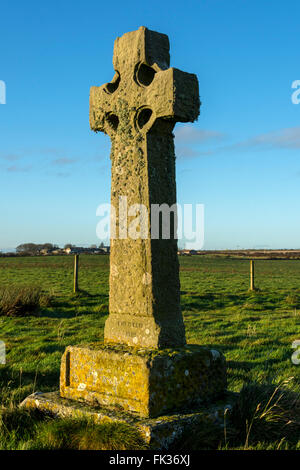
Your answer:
[0,254,300,450]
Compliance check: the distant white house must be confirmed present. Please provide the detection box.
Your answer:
[178,249,198,256]
[64,246,110,255]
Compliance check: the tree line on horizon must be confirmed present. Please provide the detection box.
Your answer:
[14,242,106,256]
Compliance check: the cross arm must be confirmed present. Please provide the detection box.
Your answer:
[90,85,109,133]
[147,68,200,124]
[90,72,120,135]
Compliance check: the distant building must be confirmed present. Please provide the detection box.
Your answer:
[178,249,198,256]
[40,248,50,255]
[64,246,110,255]
[52,249,64,255]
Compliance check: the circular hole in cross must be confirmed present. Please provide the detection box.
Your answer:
[137,108,152,129]
[106,113,119,131]
[105,72,120,94]
[137,64,156,87]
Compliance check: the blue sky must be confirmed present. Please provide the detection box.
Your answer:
[0,0,300,250]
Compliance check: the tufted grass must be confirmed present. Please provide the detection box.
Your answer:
[0,254,300,449]
[0,285,51,317]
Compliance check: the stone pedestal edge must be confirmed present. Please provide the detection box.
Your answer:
[20,391,238,450]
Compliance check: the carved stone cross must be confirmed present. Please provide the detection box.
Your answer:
[21,28,226,425]
[90,26,200,348]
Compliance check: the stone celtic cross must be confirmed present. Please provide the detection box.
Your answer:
[22,29,226,427]
[90,26,200,348]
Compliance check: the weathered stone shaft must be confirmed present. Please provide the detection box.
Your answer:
[106,121,185,348]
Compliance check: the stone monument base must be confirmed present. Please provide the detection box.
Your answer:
[20,343,228,449]
[20,390,237,449]
[59,343,227,418]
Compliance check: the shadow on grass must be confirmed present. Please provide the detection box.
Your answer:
[181,293,248,311]
[0,365,59,391]
[39,292,109,319]
[181,291,288,313]
[37,344,66,355]
[226,354,293,387]
[0,365,60,408]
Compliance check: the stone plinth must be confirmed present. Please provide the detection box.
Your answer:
[59,343,226,418]
[21,390,237,450]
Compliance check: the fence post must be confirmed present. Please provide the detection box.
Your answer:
[250,259,255,291]
[74,254,79,293]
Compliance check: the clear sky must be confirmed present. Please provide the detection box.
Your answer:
[0,0,300,250]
